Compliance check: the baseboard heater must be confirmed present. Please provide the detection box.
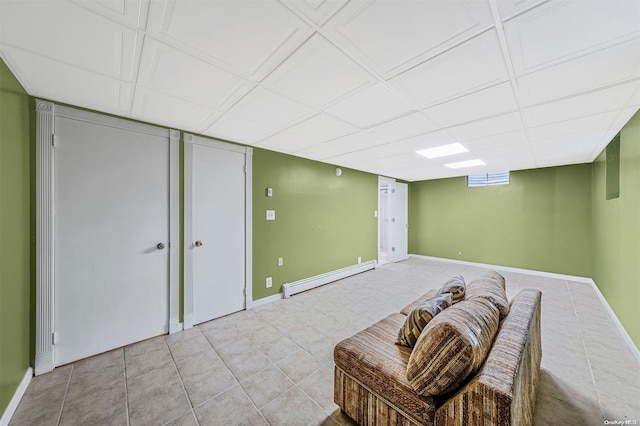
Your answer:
[282,260,377,298]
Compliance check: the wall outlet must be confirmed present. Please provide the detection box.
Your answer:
[266,277,272,288]
[458,251,463,256]
[266,210,276,221]
[278,257,283,266]
[374,210,378,217]
[358,256,362,264]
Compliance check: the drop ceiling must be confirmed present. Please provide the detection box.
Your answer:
[1,0,639,181]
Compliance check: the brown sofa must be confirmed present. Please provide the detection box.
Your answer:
[334,286,542,425]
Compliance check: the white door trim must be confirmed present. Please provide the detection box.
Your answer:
[35,100,180,375]
[378,176,395,265]
[183,133,253,329]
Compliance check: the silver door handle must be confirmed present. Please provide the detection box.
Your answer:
[195,240,203,247]
[157,243,166,250]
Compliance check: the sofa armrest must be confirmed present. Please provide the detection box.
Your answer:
[435,289,542,426]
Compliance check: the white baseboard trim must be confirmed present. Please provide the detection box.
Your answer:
[169,319,183,334]
[0,367,32,426]
[409,254,639,363]
[588,278,640,364]
[408,254,593,283]
[247,293,283,309]
[282,260,377,298]
[183,313,194,330]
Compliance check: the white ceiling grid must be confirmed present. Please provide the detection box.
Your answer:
[1,0,638,181]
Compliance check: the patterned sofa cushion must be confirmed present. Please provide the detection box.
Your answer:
[466,270,510,319]
[406,298,500,396]
[334,313,437,425]
[396,293,452,348]
[400,289,438,316]
[436,275,466,303]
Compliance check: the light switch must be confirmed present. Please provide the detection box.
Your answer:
[266,210,276,221]
[266,188,273,197]
[278,257,283,266]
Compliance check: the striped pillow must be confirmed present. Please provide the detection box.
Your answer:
[396,294,452,348]
[436,276,466,304]
[406,298,500,396]
[466,270,509,319]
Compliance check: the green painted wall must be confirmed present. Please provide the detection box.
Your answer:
[252,149,378,300]
[592,110,640,347]
[409,164,593,277]
[0,59,32,415]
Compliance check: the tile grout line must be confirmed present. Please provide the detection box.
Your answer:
[163,335,201,426]
[55,363,74,425]
[565,279,606,420]
[122,348,131,426]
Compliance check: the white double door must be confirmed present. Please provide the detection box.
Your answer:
[185,135,248,326]
[53,112,176,366]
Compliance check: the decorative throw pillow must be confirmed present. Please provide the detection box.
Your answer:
[465,270,509,319]
[406,298,500,396]
[396,293,453,348]
[436,276,466,304]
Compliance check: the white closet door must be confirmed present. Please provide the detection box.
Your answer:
[191,142,246,324]
[54,115,170,366]
[390,182,409,262]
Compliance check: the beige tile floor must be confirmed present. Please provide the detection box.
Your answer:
[9,257,640,425]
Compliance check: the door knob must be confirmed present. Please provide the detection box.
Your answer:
[157,243,166,250]
[195,240,203,247]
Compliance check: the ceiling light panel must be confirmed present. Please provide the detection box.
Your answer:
[227,86,315,129]
[137,38,252,110]
[0,1,137,80]
[324,0,493,77]
[146,0,312,79]
[262,34,374,108]
[504,0,640,76]
[132,88,220,132]
[203,114,274,144]
[370,112,439,142]
[280,0,349,26]
[424,82,518,127]
[324,84,415,128]
[391,30,509,107]
[1,47,132,116]
[445,159,486,169]
[417,143,468,159]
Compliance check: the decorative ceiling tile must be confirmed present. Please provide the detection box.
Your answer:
[227,86,315,128]
[131,87,220,132]
[424,83,518,127]
[262,34,374,108]
[203,113,275,144]
[324,0,494,77]
[391,30,509,107]
[146,0,312,79]
[0,0,138,80]
[296,131,387,159]
[137,38,252,110]
[505,0,640,75]
[70,0,150,29]
[324,84,415,128]
[370,112,440,142]
[1,47,132,116]
[280,0,349,26]
[447,112,524,141]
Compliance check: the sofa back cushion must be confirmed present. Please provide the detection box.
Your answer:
[406,298,500,396]
[396,293,452,348]
[466,270,510,319]
[436,276,466,304]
